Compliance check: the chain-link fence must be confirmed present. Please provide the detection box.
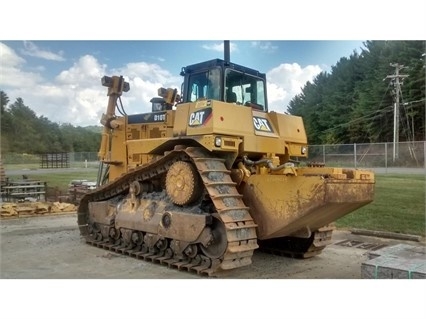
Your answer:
[70,152,100,162]
[1,152,100,168]
[69,152,100,168]
[307,141,425,173]
[2,141,426,173]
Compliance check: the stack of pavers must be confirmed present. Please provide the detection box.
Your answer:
[362,244,426,279]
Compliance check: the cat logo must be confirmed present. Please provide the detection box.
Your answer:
[253,116,273,132]
[188,108,212,127]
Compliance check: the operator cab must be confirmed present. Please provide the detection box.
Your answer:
[180,59,268,112]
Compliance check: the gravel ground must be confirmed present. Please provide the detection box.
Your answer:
[1,213,424,279]
[1,213,425,319]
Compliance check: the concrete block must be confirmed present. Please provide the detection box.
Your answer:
[368,244,426,260]
[362,244,426,279]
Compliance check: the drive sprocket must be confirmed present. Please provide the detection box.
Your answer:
[166,160,202,205]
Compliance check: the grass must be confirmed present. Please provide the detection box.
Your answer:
[5,170,425,237]
[335,174,425,237]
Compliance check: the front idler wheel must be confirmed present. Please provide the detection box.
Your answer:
[200,216,227,259]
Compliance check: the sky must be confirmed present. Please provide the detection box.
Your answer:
[1,0,424,128]
[1,40,368,126]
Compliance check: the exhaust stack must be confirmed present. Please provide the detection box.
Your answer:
[224,40,230,63]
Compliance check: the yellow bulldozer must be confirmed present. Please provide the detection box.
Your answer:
[77,42,375,275]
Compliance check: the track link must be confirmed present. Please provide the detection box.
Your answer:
[258,224,335,258]
[77,146,258,276]
[186,147,258,273]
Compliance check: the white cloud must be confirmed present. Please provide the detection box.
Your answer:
[35,55,109,125]
[1,42,181,126]
[117,62,179,86]
[266,63,322,112]
[113,62,182,115]
[0,42,43,87]
[1,47,109,125]
[56,55,106,85]
[202,42,237,53]
[22,41,65,61]
[251,41,278,52]
[1,42,25,67]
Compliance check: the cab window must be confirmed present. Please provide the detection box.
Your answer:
[187,68,222,102]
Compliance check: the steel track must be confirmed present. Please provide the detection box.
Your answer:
[77,146,258,276]
[258,225,335,258]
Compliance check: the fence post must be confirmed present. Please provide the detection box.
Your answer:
[323,145,326,164]
[354,143,357,168]
[385,143,388,174]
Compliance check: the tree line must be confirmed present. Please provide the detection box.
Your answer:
[288,40,425,145]
[1,91,101,154]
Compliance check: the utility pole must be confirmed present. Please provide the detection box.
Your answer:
[385,63,408,162]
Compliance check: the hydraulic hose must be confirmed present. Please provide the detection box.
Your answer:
[242,156,295,172]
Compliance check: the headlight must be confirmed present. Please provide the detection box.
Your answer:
[301,146,307,154]
[214,136,222,147]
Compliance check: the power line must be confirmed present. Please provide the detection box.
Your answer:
[320,104,394,134]
[319,81,393,135]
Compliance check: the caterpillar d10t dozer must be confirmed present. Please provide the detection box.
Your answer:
[77,44,375,276]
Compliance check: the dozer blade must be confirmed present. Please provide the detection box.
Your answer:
[241,167,375,240]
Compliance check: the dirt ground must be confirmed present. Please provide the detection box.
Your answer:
[1,213,425,319]
[1,213,424,279]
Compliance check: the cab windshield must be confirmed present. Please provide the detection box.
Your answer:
[225,68,266,111]
[185,66,267,111]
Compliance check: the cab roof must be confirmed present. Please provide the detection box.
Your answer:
[181,59,266,79]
